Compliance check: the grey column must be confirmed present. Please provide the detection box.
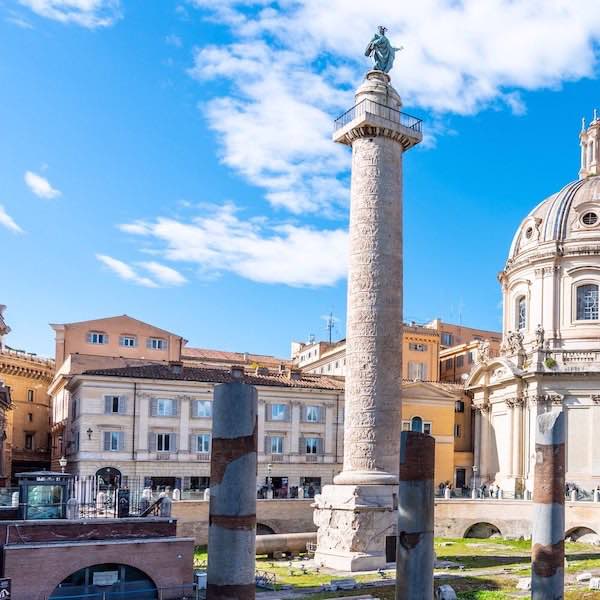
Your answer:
[206,382,258,600]
[396,431,435,600]
[531,410,565,600]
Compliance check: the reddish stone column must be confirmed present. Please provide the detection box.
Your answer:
[396,431,435,600]
[531,410,565,599]
[206,382,258,600]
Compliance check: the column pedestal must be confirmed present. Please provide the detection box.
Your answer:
[313,484,397,571]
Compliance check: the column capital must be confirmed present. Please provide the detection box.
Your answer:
[473,401,490,414]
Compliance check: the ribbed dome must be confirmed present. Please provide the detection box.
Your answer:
[508,175,600,261]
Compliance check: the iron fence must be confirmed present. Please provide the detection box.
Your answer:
[48,584,202,600]
[333,98,423,134]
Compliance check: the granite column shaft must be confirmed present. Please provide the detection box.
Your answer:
[206,382,258,600]
[396,431,435,600]
[531,410,565,600]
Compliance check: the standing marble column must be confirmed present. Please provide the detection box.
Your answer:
[206,382,258,600]
[531,410,565,599]
[479,403,491,484]
[512,398,524,487]
[313,69,422,572]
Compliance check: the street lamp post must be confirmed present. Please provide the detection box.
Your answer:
[267,463,273,499]
[59,456,67,474]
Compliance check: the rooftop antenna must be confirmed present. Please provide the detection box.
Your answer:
[324,311,337,344]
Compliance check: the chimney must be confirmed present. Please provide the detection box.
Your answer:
[169,361,184,376]
[231,365,245,379]
[278,363,287,374]
[255,366,269,376]
[288,368,302,381]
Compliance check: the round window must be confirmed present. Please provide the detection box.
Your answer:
[525,227,534,239]
[582,212,598,226]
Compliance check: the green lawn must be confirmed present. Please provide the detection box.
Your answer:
[194,538,600,598]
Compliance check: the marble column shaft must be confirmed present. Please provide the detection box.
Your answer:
[336,132,403,485]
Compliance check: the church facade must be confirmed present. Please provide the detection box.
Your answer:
[467,114,600,496]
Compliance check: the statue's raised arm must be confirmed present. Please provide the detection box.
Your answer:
[365,26,402,73]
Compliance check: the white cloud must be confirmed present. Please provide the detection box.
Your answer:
[189,42,350,215]
[24,171,61,199]
[139,261,187,286]
[166,34,183,48]
[18,0,121,28]
[189,1,600,214]
[0,206,24,234]
[96,254,158,288]
[119,204,348,287]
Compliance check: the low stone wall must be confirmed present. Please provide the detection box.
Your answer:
[435,499,600,539]
[173,497,600,546]
[172,498,316,546]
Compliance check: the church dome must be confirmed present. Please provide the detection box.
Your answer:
[508,175,600,262]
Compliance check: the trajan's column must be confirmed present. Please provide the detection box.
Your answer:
[313,27,423,571]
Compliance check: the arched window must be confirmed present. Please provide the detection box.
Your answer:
[589,142,595,164]
[517,296,527,331]
[410,416,423,433]
[576,284,599,320]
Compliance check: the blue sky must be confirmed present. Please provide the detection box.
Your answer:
[1,0,599,359]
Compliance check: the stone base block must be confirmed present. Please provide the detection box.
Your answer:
[312,483,397,572]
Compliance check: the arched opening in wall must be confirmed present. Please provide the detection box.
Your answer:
[257,523,276,535]
[464,522,501,539]
[49,564,156,598]
[410,416,423,432]
[95,467,122,489]
[566,526,598,543]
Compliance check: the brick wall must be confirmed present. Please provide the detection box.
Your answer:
[4,537,194,600]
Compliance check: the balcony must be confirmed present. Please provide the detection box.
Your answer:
[333,98,423,149]
[305,454,324,463]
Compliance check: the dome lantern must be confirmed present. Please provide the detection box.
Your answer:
[579,109,600,179]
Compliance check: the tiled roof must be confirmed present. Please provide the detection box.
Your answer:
[82,364,344,391]
[182,347,290,368]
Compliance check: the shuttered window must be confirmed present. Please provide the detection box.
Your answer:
[268,403,289,421]
[192,400,212,418]
[304,406,322,423]
[103,431,124,452]
[301,437,323,455]
[194,433,211,453]
[156,432,177,452]
[151,398,178,417]
[104,396,127,414]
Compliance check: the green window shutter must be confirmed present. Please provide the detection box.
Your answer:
[148,432,157,452]
[169,433,177,452]
[104,397,112,414]
[103,432,111,451]
[119,396,127,414]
